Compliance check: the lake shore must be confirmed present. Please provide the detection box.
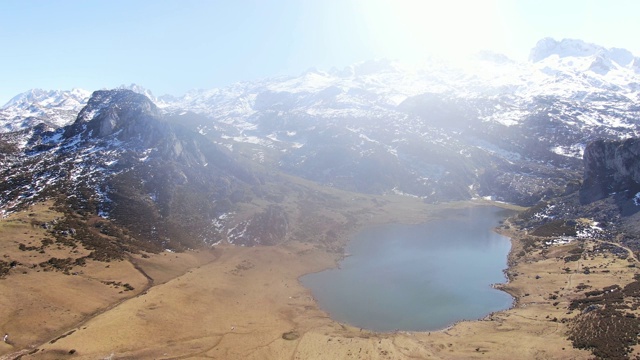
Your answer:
[3,199,637,359]
[301,206,514,333]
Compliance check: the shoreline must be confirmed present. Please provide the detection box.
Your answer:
[4,199,615,359]
[297,203,521,335]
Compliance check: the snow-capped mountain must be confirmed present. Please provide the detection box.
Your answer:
[0,85,163,134]
[1,38,640,219]
[529,37,639,68]
[0,88,91,132]
[150,39,639,204]
[0,89,272,248]
[164,39,640,125]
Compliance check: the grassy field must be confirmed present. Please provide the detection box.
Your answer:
[1,196,637,359]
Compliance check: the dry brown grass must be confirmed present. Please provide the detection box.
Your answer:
[2,199,637,359]
[0,202,217,358]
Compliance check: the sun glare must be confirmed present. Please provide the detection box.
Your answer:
[355,0,508,61]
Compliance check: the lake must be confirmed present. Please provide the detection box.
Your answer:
[301,206,514,332]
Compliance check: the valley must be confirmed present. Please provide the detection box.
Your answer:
[2,37,640,359]
[2,196,639,359]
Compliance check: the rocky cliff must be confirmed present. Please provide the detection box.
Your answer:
[581,138,640,204]
[514,137,640,252]
[0,90,269,249]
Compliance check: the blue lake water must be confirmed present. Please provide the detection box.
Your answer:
[301,206,514,332]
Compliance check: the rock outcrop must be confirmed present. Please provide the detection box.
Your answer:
[580,138,640,204]
[67,89,161,140]
[0,89,264,249]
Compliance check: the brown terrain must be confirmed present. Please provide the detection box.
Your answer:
[1,198,639,359]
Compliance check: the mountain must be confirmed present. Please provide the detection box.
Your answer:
[0,85,164,134]
[157,40,639,205]
[513,137,640,253]
[0,89,270,250]
[529,37,639,69]
[1,38,640,249]
[0,88,90,132]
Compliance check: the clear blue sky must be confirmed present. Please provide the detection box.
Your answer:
[1,0,639,104]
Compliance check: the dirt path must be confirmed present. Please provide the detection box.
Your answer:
[1,260,152,360]
[593,239,638,262]
[1,250,221,360]
[127,254,155,289]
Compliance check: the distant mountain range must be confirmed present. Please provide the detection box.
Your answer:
[1,37,640,248]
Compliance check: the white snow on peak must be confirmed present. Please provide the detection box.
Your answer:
[530,38,638,71]
[116,84,164,106]
[0,88,92,132]
[2,38,640,149]
[530,38,603,62]
[267,71,336,93]
[3,88,91,109]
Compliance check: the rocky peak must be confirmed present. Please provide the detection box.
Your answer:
[3,88,88,108]
[62,89,230,170]
[0,88,91,132]
[530,38,599,62]
[117,83,157,102]
[68,89,161,139]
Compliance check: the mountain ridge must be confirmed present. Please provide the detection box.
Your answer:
[0,89,269,249]
[1,37,640,247]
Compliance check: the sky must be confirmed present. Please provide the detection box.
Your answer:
[1,0,639,104]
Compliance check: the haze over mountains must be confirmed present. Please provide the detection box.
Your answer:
[1,37,640,249]
[5,34,640,360]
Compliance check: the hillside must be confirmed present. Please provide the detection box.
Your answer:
[2,37,640,360]
[516,137,640,252]
[3,39,639,210]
